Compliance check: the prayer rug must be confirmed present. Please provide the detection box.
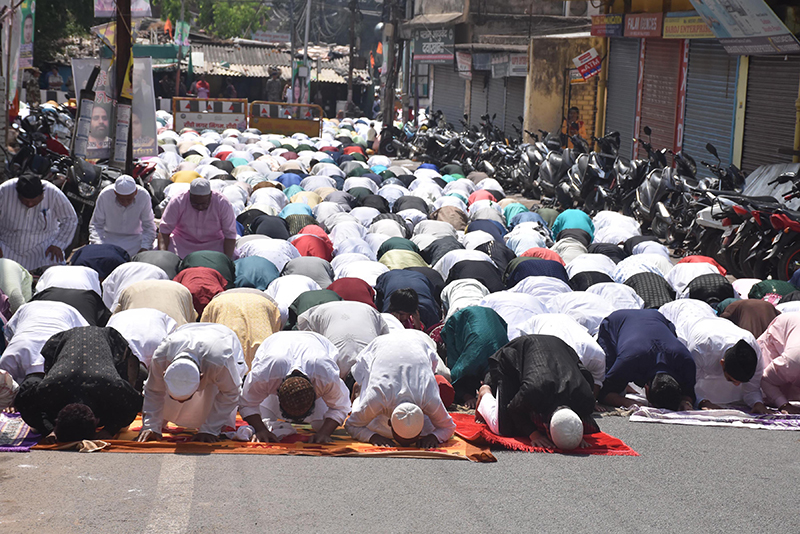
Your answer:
[630,406,800,431]
[0,413,40,452]
[451,413,639,456]
[33,415,496,463]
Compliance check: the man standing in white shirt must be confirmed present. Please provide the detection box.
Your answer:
[345,331,456,448]
[136,323,246,443]
[239,331,351,444]
[0,175,77,271]
[89,175,157,257]
[687,317,767,414]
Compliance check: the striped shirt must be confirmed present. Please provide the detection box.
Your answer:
[0,179,78,271]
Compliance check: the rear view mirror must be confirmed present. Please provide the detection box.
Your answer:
[706,142,719,159]
[643,126,652,137]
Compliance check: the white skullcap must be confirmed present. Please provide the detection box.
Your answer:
[164,356,201,402]
[114,174,137,195]
[0,369,19,409]
[390,402,424,439]
[189,177,212,196]
[549,407,583,450]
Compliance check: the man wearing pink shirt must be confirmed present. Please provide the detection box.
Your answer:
[757,313,800,414]
[158,179,237,259]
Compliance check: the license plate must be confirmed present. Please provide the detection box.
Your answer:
[65,190,95,207]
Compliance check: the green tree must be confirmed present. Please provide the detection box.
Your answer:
[153,0,271,39]
[33,0,96,64]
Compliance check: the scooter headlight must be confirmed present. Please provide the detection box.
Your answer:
[78,182,96,197]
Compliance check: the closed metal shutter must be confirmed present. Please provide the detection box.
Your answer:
[504,76,526,138]
[431,65,466,131]
[741,56,800,175]
[638,39,682,158]
[487,77,507,131]
[605,38,640,159]
[470,73,488,125]
[682,41,737,178]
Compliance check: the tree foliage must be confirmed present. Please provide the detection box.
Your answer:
[152,0,271,39]
[33,0,96,64]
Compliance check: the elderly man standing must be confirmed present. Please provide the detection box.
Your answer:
[136,323,247,443]
[0,174,77,271]
[89,175,156,257]
[158,178,237,259]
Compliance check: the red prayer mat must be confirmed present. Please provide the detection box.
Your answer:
[33,414,497,463]
[451,413,639,456]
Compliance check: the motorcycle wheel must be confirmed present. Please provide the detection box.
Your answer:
[721,244,745,279]
[651,216,669,241]
[737,234,762,279]
[699,230,725,266]
[777,241,800,281]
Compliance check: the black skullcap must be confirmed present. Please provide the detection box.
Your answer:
[16,173,44,199]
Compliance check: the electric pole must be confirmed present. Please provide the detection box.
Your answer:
[346,0,357,113]
[115,0,132,172]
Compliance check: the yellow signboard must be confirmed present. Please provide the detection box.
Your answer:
[249,102,323,137]
[663,15,714,39]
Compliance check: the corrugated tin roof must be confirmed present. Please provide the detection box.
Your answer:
[187,43,370,84]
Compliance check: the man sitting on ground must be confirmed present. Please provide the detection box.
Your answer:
[239,331,351,444]
[597,309,696,411]
[345,331,456,448]
[475,334,598,450]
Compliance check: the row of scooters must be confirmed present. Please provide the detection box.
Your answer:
[381,110,800,282]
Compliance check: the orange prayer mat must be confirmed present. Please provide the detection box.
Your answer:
[33,415,497,463]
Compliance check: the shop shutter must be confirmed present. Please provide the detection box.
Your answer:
[469,73,489,126]
[682,41,737,179]
[504,76,527,138]
[741,56,800,175]
[605,38,640,159]
[638,39,682,160]
[431,65,466,131]
[487,77,507,131]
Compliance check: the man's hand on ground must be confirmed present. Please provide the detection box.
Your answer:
[191,432,219,443]
[369,433,395,447]
[135,430,162,442]
[417,434,439,449]
[45,245,64,262]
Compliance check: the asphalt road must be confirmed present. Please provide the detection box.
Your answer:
[1,416,797,534]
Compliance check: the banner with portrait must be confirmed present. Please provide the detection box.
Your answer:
[72,58,116,161]
[131,57,157,158]
[19,0,35,69]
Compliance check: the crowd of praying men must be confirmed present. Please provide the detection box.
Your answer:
[1,118,799,452]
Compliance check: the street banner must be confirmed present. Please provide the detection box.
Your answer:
[175,21,190,46]
[19,0,34,69]
[72,58,116,161]
[491,54,509,79]
[251,30,291,43]
[573,48,602,81]
[689,0,800,55]
[131,58,157,159]
[624,13,664,38]
[1,0,22,107]
[412,28,454,64]
[173,98,248,132]
[456,52,472,80]
[95,0,151,18]
[591,14,624,37]
[663,12,714,39]
[508,54,528,77]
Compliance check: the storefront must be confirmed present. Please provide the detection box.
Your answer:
[604,37,640,159]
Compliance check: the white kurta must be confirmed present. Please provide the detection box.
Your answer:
[687,317,763,408]
[101,262,170,310]
[297,301,391,378]
[88,184,157,257]
[35,265,102,296]
[264,275,322,326]
[665,262,721,295]
[235,238,300,271]
[477,292,548,340]
[441,279,490,322]
[107,308,177,367]
[239,331,351,439]
[514,313,606,387]
[585,282,645,310]
[142,323,246,435]
[547,291,617,336]
[659,299,717,346]
[0,301,89,383]
[345,331,456,444]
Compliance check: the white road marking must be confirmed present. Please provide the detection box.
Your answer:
[143,455,197,533]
